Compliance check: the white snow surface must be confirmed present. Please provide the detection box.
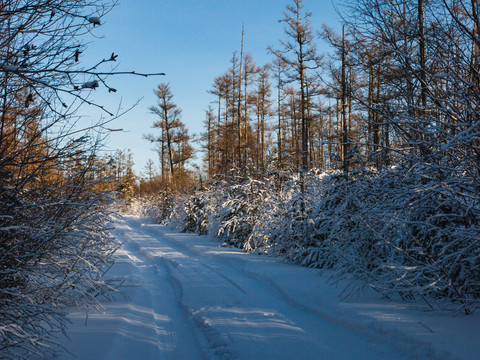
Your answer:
[58,215,479,359]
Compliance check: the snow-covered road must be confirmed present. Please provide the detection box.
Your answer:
[59,215,479,359]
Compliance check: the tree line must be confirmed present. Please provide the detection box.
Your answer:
[136,0,480,314]
[189,0,479,185]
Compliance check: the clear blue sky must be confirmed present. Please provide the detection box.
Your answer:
[82,0,341,175]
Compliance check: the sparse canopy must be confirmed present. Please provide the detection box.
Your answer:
[269,0,322,172]
[145,83,194,190]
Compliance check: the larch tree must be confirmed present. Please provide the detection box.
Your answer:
[272,57,288,170]
[253,63,272,175]
[202,106,216,178]
[269,0,322,173]
[145,83,194,191]
[242,53,258,172]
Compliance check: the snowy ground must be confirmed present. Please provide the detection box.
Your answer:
[57,215,479,359]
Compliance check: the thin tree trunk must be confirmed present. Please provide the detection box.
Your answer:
[237,25,244,173]
[164,107,175,182]
[418,0,427,119]
[341,25,349,175]
[277,72,282,170]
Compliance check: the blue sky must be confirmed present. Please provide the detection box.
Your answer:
[83,0,340,174]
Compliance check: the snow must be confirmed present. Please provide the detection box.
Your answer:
[81,80,99,89]
[1,64,19,72]
[57,215,480,359]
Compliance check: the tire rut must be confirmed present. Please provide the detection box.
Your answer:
[120,217,448,360]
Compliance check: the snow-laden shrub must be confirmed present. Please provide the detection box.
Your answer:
[169,180,224,234]
[170,178,274,247]
[215,178,272,247]
[0,174,119,359]
[127,190,174,223]
[309,170,408,295]
[243,186,283,252]
[246,174,322,257]
[170,190,209,234]
[168,166,480,313]
[385,167,480,313]
[305,166,480,313]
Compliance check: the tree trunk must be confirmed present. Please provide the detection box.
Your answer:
[341,25,349,175]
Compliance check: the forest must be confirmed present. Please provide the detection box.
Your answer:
[136,0,480,317]
[1,0,479,358]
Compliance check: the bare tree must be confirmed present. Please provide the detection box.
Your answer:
[253,64,272,174]
[145,83,194,191]
[0,1,164,358]
[269,0,322,173]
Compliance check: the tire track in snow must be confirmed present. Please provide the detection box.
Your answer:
[116,221,207,360]
[120,216,451,360]
[122,219,330,359]
[121,220,240,359]
[126,220,445,359]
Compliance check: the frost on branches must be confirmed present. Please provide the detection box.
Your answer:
[0,0,160,358]
[161,167,480,315]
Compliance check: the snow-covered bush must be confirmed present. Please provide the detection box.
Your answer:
[214,178,272,247]
[172,177,272,247]
[385,167,480,313]
[171,191,209,234]
[168,166,480,313]
[128,191,175,223]
[0,0,157,356]
[246,174,321,257]
[305,167,480,313]
[171,178,272,246]
[0,169,119,359]
[307,170,407,295]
